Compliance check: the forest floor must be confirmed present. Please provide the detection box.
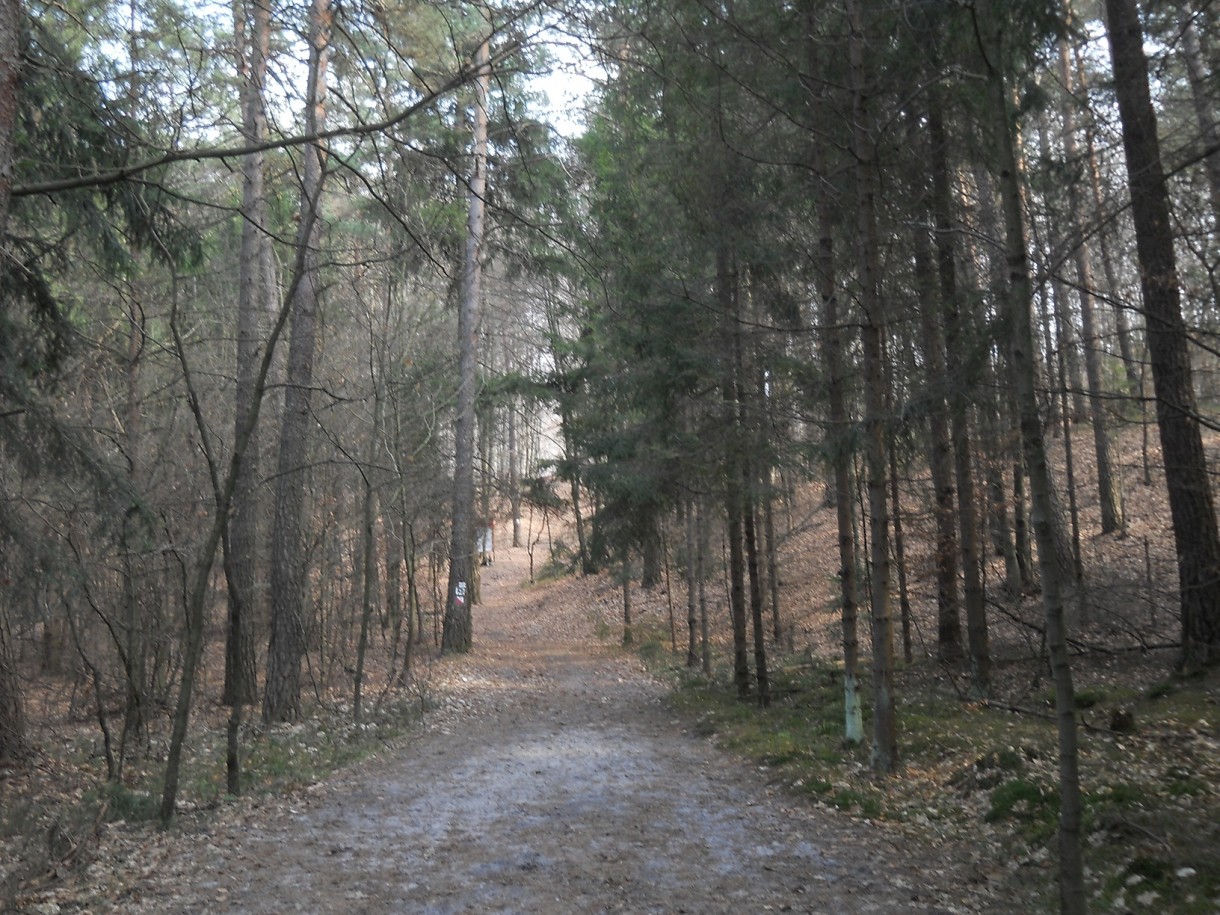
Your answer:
[5,424,1220,913]
[7,543,1003,914]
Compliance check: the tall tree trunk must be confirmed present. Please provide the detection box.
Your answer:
[725,473,749,700]
[1051,279,1087,604]
[1056,21,1124,534]
[740,322,770,705]
[442,25,490,653]
[1179,4,1220,230]
[985,445,1021,593]
[847,0,897,774]
[889,445,913,664]
[1106,0,1220,671]
[1076,40,1142,393]
[0,606,25,764]
[641,520,661,590]
[401,518,419,681]
[717,245,751,700]
[120,294,147,768]
[0,0,16,239]
[881,334,915,666]
[158,448,224,824]
[565,425,593,575]
[508,397,521,548]
[804,0,862,744]
[620,552,633,647]
[352,486,377,723]
[763,483,782,645]
[386,495,406,683]
[479,386,493,563]
[911,199,962,663]
[120,0,149,754]
[1,0,30,765]
[980,164,1040,564]
[225,0,271,792]
[929,90,989,681]
[544,285,593,576]
[827,319,864,743]
[685,496,698,667]
[744,462,770,708]
[161,232,313,822]
[353,380,382,724]
[264,0,330,722]
[977,4,1085,908]
[1010,410,1034,584]
[697,496,712,676]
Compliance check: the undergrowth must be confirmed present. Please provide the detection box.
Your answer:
[0,693,428,908]
[628,620,1220,914]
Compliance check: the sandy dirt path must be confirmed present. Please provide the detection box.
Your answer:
[111,546,1000,914]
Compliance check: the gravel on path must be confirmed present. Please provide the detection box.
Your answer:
[108,546,1002,914]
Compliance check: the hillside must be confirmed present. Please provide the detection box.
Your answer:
[608,421,1220,913]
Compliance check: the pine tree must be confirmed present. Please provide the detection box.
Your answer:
[1105,0,1220,672]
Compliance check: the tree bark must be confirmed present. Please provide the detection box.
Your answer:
[620,553,633,647]
[0,0,16,240]
[739,312,770,705]
[566,428,593,575]
[697,495,711,676]
[508,397,521,548]
[977,3,1085,907]
[1075,39,1142,393]
[353,375,382,723]
[744,464,770,707]
[120,295,147,767]
[385,494,405,684]
[0,606,25,764]
[847,0,897,774]
[825,293,864,742]
[1050,273,1087,603]
[890,444,913,664]
[1179,5,1220,230]
[264,0,330,721]
[1056,22,1124,534]
[442,25,490,653]
[225,0,271,792]
[161,225,315,822]
[804,0,862,745]
[763,483,782,645]
[911,201,962,663]
[0,0,26,771]
[928,92,988,677]
[685,496,698,667]
[1106,0,1220,672]
[641,521,662,590]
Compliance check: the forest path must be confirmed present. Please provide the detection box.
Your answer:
[119,545,999,914]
